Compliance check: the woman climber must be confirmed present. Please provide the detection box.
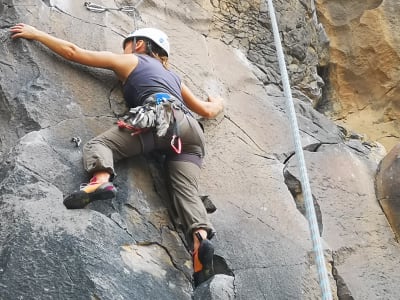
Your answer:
[10,23,224,286]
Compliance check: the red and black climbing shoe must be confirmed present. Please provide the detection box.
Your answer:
[63,182,117,209]
[193,232,215,287]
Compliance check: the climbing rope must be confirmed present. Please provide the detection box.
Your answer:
[265,1,333,299]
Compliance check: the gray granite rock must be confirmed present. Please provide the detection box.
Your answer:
[0,1,398,300]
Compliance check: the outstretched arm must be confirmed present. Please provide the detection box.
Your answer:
[10,23,135,81]
[181,83,224,118]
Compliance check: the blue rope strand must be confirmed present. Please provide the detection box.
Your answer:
[265,1,333,299]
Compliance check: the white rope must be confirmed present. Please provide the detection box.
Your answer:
[265,1,333,299]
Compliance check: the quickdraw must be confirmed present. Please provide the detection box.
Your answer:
[83,1,143,29]
[118,93,184,154]
[84,2,135,12]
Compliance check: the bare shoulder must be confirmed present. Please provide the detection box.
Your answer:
[78,50,138,82]
[111,53,138,82]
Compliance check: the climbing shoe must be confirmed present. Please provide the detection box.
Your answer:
[193,232,215,287]
[63,182,117,209]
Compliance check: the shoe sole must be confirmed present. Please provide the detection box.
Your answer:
[63,188,116,209]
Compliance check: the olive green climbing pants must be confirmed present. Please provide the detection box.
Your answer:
[82,109,215,245]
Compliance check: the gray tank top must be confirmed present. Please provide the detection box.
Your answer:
[123,54,183,108]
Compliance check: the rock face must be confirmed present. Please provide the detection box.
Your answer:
[316,0,400,152]
[1,1,400,299]
[209,0,329,102]
[376,143,400,240]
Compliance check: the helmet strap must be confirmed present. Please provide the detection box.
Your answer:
[131,37,137,54]
[145,40,153,56]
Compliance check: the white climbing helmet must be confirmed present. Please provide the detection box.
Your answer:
[123,28,170,56]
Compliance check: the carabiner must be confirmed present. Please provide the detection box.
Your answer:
[84,2,107,12]
[84,2,135,13]
[170,135,182,154]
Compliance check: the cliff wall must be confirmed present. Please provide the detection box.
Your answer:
[0,1,399,299]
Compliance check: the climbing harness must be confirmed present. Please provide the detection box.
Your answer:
[119,93,185,154]
[127,93,174,136]
[266,1,333,299]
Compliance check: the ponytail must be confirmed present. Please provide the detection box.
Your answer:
[141,38,169,69]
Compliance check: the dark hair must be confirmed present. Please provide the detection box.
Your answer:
[139,37,169,68]
[141,38,167,57]
[124,37,169,68]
